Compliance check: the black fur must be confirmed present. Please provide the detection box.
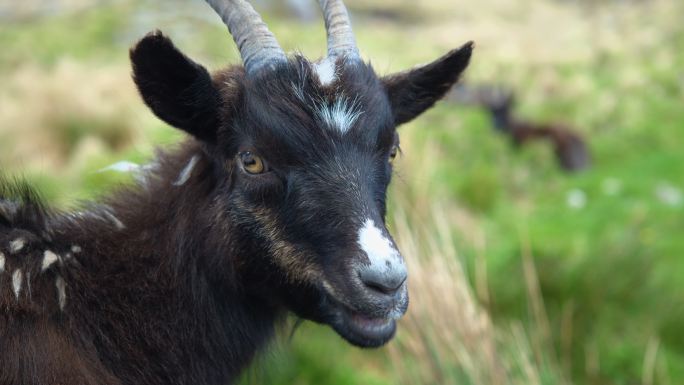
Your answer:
[0,28,472,385]
[382,41,474,125]
[131,31,222,142]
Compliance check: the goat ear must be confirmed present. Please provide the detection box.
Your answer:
[130,31,222,142]
[382,41,474,126]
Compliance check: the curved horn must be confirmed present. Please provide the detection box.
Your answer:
[318,0,360,60]
[204,0,286,74]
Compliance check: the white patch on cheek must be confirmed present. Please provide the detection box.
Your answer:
[358,219,401,264]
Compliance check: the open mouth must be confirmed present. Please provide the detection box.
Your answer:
[340,307,398,345]
[325,287,408,348]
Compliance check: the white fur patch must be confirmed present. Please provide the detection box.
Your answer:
[12,269,22,299]
[358,219,401,263]
[55,276,66,311]
[291,81,307,102]
[316,97,362,134]
[103,210,125,230]
[42,250,60,272]
[0,200,19,220]
[389,288,409,320]
[9,238,26,254]
[313,58,337,86]
[98,161,141,173]
[0,251,5,273]
[173,155,200,186]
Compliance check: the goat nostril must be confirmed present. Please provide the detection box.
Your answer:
[366,280,405,295]
[358,267,407,296]
[365,282,395,295]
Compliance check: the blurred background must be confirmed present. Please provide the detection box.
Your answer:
[1,0,683,384]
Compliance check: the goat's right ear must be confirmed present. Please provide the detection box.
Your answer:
[382,41,474,126]
[130,31,221,142]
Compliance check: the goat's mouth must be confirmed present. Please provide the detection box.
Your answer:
[323,285,409,348]
[336,306,398,347]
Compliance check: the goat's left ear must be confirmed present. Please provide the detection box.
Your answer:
[382,41,474,126]
[130,31,222,142]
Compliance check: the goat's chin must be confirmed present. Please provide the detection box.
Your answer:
[320,289,409,348]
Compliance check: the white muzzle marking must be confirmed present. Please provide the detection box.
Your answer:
[358,219,400,263]
[357,219,406,290]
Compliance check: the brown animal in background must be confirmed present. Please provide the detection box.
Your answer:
[449,84,590,171]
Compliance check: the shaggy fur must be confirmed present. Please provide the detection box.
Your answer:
[0,27,472,385]
[1,147,277,384]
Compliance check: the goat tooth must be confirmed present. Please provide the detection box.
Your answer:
[12,269,22,299]
[71,245,82,254]
[42,250,60,272]
[0,251,5,273]
[9,238,26,254]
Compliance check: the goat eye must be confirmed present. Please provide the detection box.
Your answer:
[239,151,266,174]
[389,145,399,163]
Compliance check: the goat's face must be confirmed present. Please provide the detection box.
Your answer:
[130,2,471,347]
[222,59,407,347]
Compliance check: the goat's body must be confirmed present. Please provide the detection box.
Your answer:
[1,0,475,380]
[0,142,279,385]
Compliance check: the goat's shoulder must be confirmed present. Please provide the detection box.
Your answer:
[0,181,121,384]
[0,179,76,316]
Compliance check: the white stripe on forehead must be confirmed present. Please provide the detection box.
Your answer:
[292,59,363,135]
[316,97,363,135]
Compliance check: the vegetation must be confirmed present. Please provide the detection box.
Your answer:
[1,0,682,384]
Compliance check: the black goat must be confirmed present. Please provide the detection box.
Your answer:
[0,0,473,384]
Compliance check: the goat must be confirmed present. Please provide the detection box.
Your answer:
[0,0,473,384]
[448,84,590,171]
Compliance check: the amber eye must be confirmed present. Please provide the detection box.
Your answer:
[389,145,399,163]
[239,151,266,174]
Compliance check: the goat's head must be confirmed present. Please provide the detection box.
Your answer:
[129,0,472,347]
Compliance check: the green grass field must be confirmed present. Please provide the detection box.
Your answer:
[1,0,683,384]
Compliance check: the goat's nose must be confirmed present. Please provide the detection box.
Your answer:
[358,260,407,296]
[356,218,407,295]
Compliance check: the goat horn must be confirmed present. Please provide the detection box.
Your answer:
[204,0,286,74]
[319,0,360,60]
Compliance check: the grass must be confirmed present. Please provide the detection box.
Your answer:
[387,204,560,385]
[1,0,683,384]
